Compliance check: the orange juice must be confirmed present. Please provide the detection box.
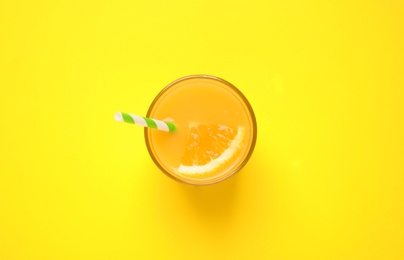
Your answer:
[145,75,257,185]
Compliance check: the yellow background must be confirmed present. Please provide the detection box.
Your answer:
[1,0,403,259]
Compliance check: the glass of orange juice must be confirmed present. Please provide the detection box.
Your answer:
[144,75,257,185]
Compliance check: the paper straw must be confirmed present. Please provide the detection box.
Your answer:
[114,112,176,132]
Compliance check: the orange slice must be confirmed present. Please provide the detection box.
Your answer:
[177,122,245,176]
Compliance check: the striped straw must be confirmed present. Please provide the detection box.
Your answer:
[114,112,176,132]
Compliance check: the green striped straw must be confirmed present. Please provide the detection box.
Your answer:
[114,112,176,132]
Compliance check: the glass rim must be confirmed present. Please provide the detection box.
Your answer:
[144,74,257,185]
